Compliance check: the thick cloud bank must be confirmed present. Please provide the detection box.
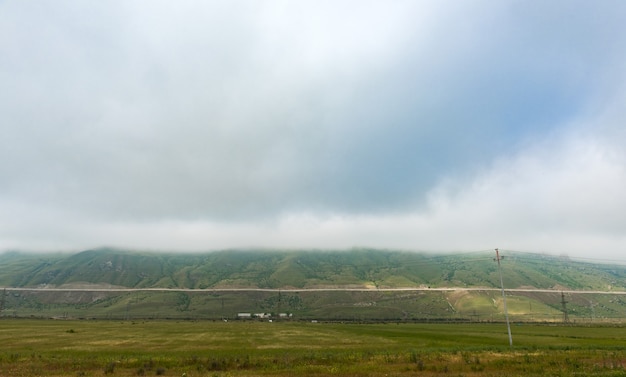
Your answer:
[1,1,625,260]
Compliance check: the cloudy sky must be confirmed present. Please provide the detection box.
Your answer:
[1,1,625,260]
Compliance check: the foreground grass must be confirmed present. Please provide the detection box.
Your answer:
[1,320,625,376]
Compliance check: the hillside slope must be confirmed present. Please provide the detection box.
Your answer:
[1,248,624,291]
[2,248,626,321]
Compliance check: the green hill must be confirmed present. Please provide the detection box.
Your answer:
[1,248,623,290]
[0,248,625,321]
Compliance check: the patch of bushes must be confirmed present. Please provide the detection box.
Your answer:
[104,361,116,374]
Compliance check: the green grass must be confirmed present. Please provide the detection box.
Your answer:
[6,287,626,323]
[1,320,626,376]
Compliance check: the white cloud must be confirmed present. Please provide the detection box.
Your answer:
[5,123,624,258]
[1,1,626,260]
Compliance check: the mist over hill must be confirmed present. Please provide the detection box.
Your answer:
[1,248,624,290]
[1,248,625,321]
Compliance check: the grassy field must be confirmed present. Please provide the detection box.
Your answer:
[1,320,626,376]
[8,288,626,322]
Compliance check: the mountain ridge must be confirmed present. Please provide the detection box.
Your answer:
[1,247,624,291]
[2,248,626,321]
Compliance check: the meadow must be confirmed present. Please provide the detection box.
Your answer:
[1,320,625,376]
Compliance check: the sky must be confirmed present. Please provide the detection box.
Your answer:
[1,1,626,260]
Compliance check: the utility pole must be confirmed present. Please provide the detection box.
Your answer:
[0,288,5,317]
[495,248,513,348]
[561,292,569,323]
[277,289,282,321]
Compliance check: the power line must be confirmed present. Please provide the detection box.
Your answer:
[498,249,626,265]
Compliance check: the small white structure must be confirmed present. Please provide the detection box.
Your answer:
[237,313,252,319]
